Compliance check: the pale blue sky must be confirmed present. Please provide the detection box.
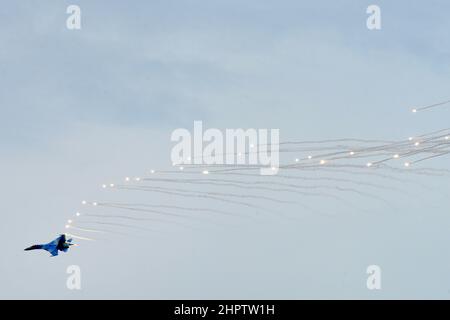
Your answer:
[1,1,450,299]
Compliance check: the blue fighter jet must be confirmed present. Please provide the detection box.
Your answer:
[24,234,75,257]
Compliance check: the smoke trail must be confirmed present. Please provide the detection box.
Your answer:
[114,185,267,211]
[121,184,304,205]
[113,183,376,217]
[413,99,450,113]
[96,201,241,220]
[142,175,393,192]
[83,213,197,229]
[68,225,131,237]
[137,177,391,205]
[65,233,95,241]
[68,226,105,233]
[99,203,254,219]
[95,202,253,226]
[76,220,156,233]
[412,151,450,164]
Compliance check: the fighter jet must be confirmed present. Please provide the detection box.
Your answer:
[24,234,75,257]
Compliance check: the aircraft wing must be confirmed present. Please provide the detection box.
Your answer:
[48,248,59,257]
[48,235,63,247]
[41,244,59,257]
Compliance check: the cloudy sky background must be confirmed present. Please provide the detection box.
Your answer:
[1,0,450,299]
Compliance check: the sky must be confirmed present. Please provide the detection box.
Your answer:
[1,0,450,299]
